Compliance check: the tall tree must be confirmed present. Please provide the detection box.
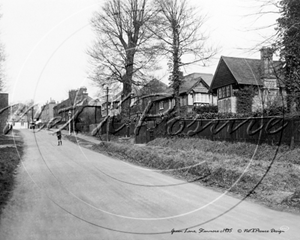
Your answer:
[88,0,161,117]
[153,0,216,115]
[276,0,300,112]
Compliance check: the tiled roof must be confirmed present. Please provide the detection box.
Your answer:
[191,86,209,93]
[210,56,284,91]
[222,56,263,86]
[180,72,213,94]
[153,73,213,102]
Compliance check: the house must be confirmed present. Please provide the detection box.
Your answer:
[101,91,122,117]
[210,47,285,113]
[54,87,93,121]
[149,73,217,115]
[132,79,169,115]
[53,87,102,131]
[101,83,144,117]
[40,99,56,123]
[7,103,30,129]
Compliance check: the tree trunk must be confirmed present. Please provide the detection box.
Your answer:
[172,20,181,116]
[121,51,134,120]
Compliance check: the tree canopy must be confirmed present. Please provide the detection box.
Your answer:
[276,0,300,111]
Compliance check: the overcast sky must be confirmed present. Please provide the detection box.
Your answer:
[0,0,279,104]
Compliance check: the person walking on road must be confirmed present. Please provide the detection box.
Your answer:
[56,130,62,146]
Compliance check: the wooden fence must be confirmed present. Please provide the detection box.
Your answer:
[134,117,300,147]
[87,116,300,147]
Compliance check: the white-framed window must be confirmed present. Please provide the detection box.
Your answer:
[159,101,164,110]
[194,93,210,103]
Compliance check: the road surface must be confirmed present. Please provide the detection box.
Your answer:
[0,129,299,240]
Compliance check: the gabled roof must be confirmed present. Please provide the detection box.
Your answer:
[54,94,94,112]
[222,56,263,86]
[152,73,213,102]
[210,56,282,91]
[180,72,213,94]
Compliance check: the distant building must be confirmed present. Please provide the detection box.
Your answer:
[53,87,101,132]
[40,99,56,123]
[54,87,93,121]
[8,103,29,129]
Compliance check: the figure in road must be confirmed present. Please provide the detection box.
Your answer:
[56,130,62,146]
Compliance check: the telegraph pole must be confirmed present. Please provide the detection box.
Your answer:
[68,110,71,135]
[106,86,109,142]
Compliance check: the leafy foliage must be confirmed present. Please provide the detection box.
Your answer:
[276,0,300,111]
[0,132,23,215]
[234,86,256,114]
[194,105,218,114]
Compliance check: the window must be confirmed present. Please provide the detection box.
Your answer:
[200,94,210,103]
[194,93,210,103]
[218,85,232,99]
[159,101,164,110]
[218,89,221,99]
[180,96,187,106]
[226,86,230,96]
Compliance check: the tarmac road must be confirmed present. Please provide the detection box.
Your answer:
[0,129,299,240]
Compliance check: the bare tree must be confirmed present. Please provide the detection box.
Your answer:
[152,0,217,115]
[241,0,281,52]
[88,0,161,117]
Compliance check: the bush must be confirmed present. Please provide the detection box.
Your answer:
[0,132,23,215]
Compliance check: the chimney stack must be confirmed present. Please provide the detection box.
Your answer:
[260,47,274,79]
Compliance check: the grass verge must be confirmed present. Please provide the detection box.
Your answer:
[64,134,300,214]
[0,130,23,215]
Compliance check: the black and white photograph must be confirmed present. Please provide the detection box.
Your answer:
[0,0,300,239]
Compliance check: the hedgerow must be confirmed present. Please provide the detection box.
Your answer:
[0,131,23,215]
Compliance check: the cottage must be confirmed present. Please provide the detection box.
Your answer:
[210,47,285,114]
[53,87,101,132]
[150,73,217,115]
[40,99,56,123]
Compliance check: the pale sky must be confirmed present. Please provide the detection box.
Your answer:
[0,0,279,104]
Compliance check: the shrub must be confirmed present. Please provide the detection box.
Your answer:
[0,132,23,215]
[194,105,218,114]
